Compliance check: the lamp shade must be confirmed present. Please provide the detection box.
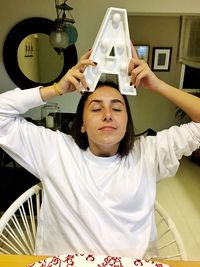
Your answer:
[63,23,78,45]
[49,0,78,52]
[49,30,69,51]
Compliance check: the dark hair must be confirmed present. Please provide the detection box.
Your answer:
[70,80,135,157]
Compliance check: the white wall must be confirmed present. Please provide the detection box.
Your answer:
[1,0,200,91]
[72,0,200,56]
[0,0,200,126]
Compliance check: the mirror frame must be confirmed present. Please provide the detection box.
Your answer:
[3,17,78,89]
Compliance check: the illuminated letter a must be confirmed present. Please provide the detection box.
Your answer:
[83,7,136,95]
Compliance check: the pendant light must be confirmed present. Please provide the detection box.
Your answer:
[49,0,78,54]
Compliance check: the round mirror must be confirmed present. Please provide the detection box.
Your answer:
[3,17,78,89]
[17,33,64,83]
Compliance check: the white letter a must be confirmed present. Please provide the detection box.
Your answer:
[83,7,136,95]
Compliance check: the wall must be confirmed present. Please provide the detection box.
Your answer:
[37,34,64,83]
[128,15,182,132]
[0,0,200,128]
[71,0,200,56]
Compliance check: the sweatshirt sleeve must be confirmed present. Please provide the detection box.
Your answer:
[136,122,200,181]
[0,87,56,179]
[155,122,200,180]
[0,87,45,115]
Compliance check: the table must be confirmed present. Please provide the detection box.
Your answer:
[0,255,200,267]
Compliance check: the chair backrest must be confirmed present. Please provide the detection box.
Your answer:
[0,183,42,254]
[0,183,187,259]
[155,200,187,260]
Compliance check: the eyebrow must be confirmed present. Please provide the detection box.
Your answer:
[88,99,125,106]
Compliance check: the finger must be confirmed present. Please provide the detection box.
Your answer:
[134,69,148,88]
[130,41,139,59]
[76,72,89,90]
[130,61,148,86]
[68,69,89,91]
[128,41,139,75]
[128,57,141,76]
[79,49,92,60]
[75,59,97,73]
[66,73,83,93]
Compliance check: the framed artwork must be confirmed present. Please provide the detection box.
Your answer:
[135,45,149,63]
[152,47,172,71]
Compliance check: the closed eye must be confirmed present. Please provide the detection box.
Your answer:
[112,104,123,111]
[112,108,122,111]
[91,108,101,112]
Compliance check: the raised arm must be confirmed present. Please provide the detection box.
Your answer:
[40,50,96,101]
[129,58,200,122]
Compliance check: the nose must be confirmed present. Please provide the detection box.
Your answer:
[103,108,113,121]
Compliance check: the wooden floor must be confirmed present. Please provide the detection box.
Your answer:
[157,156,200,260]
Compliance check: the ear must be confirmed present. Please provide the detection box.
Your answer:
[81,125,86,133]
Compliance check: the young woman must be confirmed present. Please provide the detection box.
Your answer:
[0,50,200,258]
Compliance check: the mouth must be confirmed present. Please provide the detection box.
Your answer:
[98,126,117,132]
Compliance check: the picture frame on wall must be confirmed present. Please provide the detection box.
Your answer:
[135,45,149,63]
[152,47,172,71]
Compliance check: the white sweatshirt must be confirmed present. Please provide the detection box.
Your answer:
[0,87,199,258]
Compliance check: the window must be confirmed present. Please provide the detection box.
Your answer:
[179,16,200,91]
[179,16,200,68]
[179,64,200,91]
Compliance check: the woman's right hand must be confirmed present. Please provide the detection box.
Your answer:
[57,50,97,94]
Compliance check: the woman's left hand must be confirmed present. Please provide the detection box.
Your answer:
[128,44,163,93]
[129,57,163,93]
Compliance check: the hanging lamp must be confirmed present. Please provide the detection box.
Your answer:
[49,0,78,54]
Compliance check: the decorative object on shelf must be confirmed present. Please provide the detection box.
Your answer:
[50,0,78,54]
[24,42,34,58]
[41,103,61,130]
[152,47,172,71]
[135,45,149,63]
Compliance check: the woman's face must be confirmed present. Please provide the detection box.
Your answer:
[82,86,128,157]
